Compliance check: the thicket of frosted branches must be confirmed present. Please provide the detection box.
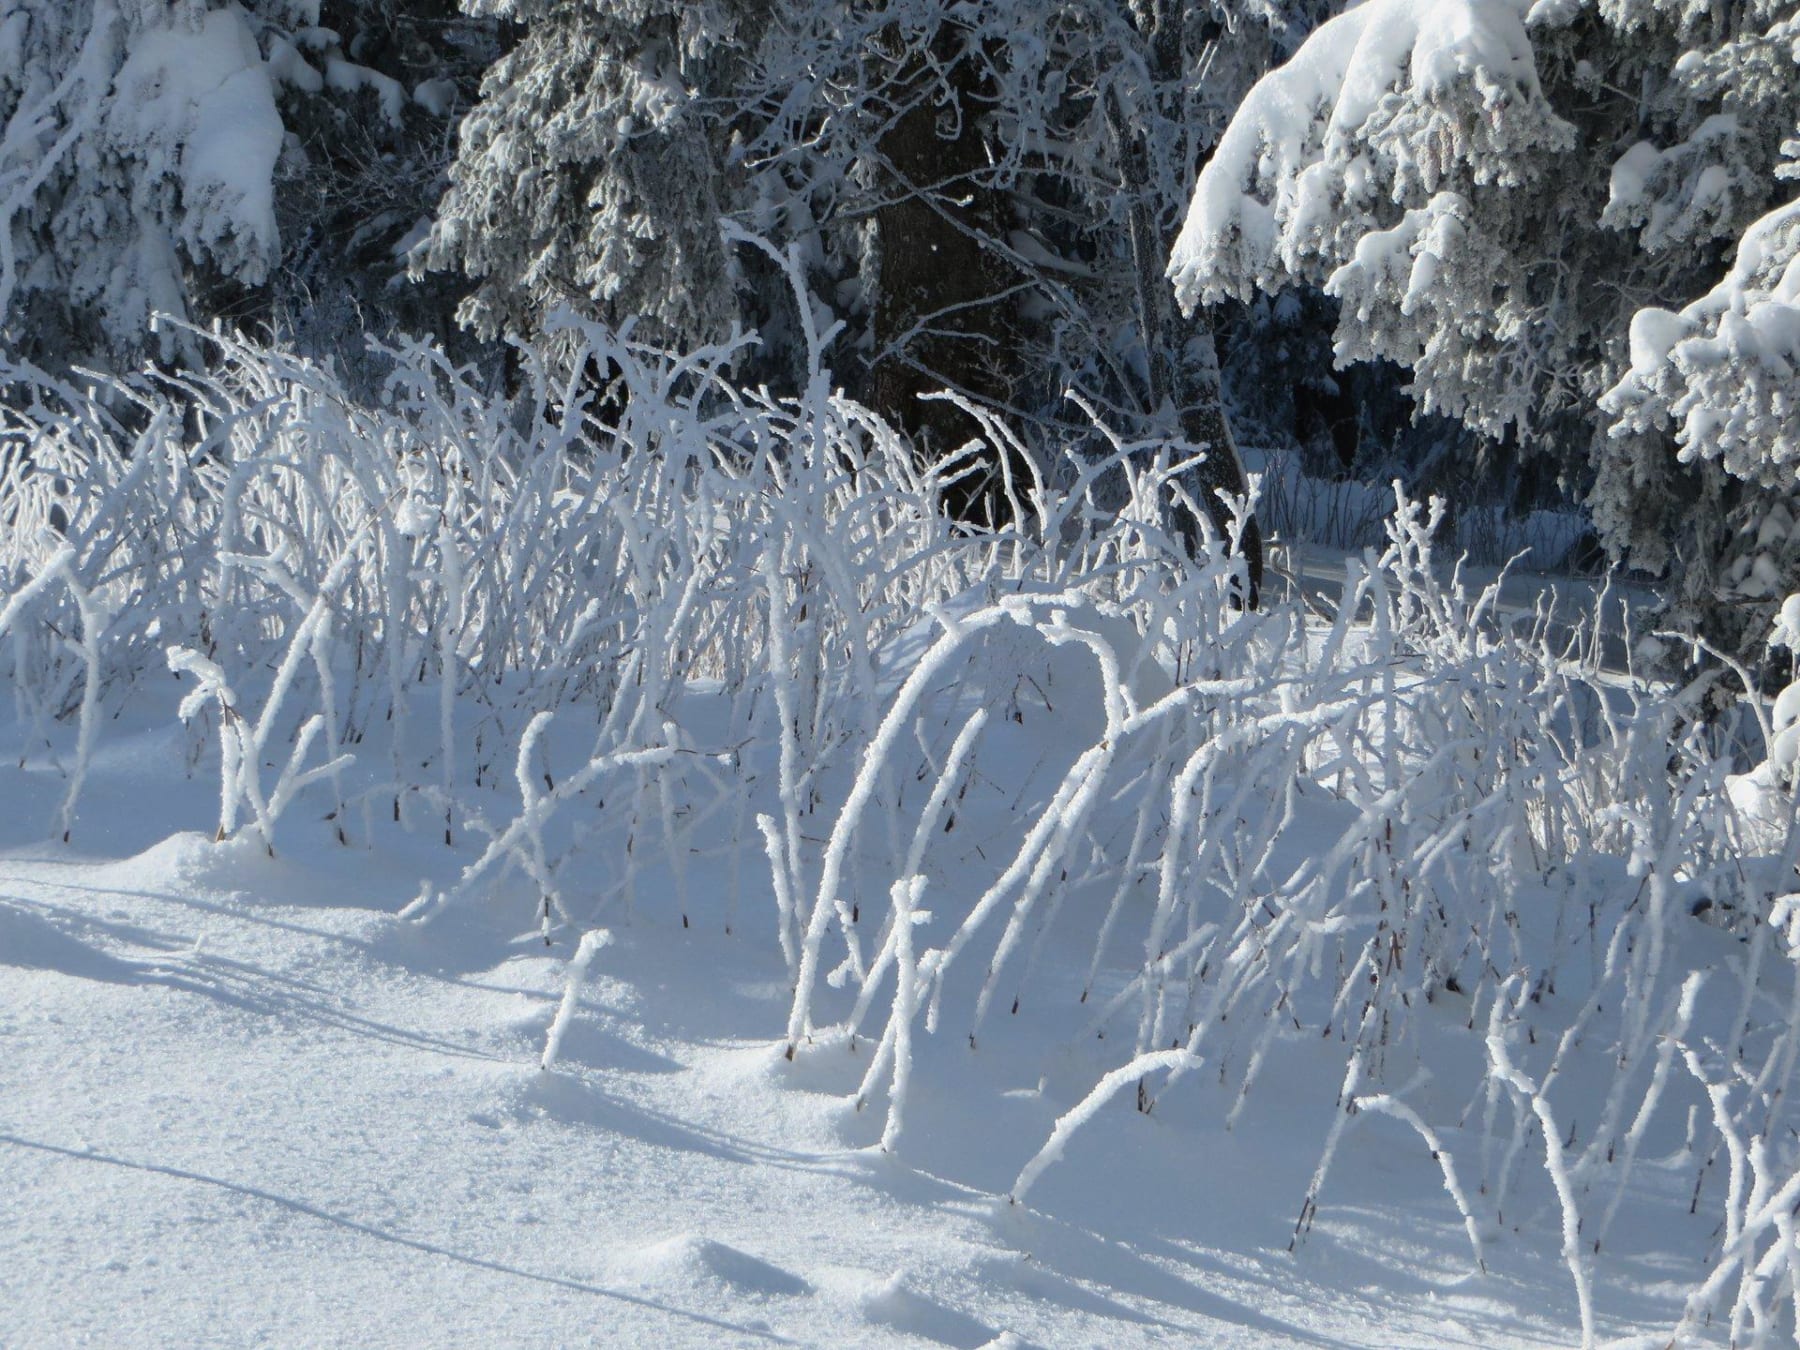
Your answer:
[3,314,1800,1346]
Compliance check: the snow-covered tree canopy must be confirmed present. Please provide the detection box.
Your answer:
[0,1,287,366]
[420,0,756,349]
[1169,0,1800,645]
[424,0,1317,416]
[1170,0,1579,436]
[1606,117,1800,488]
[0,0,491,371]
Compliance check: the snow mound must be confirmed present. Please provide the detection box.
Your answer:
[82,831,248,897]
[855,1271,1004,1349]
[612,1235,812,1299]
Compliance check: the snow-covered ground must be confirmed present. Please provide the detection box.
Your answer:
[0,711,1714,1349]
[0,781,1649,1347]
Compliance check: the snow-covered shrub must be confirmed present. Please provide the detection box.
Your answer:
[0,289,979,873]
[9,310,1800,1343]
[777,481,1800,1346]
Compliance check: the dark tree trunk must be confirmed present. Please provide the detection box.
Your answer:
[1125,1,1263,604]
[866,7,1261,598]
[869,28,1028,529]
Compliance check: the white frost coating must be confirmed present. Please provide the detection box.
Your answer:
[38,563,112,846]
[168,645,246,840]
[394,497,435,538]
[0,546,79,647]
[756,813,800,975]
[1355,1093,1487,1273]
[763,543,809,986]
[1009,1048,1202,1206]
[1489,1020,1594,1348]
[541,929,613,1071]
[879,877,929,1153]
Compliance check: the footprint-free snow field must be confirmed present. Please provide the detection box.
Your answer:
[0,761,1695,1347]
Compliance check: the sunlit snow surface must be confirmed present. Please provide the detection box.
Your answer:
[0,709,1696,1348]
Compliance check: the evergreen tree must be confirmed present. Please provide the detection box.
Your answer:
[419,0,756,354]
[1170,0,1800,652]
[0,0,492,375]
[264,0,502,382]
[1601,6,1800,649]
[423,0,1320,580]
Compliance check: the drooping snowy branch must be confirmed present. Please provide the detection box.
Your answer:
[1169,0,1572,434]
[1605,195,1800,489]
[1169,0,1800,643]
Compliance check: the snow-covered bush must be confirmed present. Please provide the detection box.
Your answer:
[0,287,979,868]
[6,312,1800,1343]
